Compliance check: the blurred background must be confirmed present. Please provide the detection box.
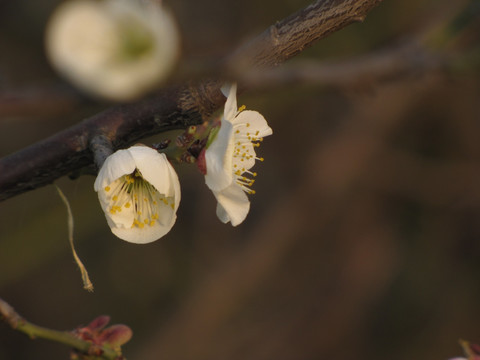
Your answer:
[1,0,480,359]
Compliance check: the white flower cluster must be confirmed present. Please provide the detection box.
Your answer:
[94,84,272,243]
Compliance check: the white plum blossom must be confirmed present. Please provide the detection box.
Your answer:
[204,83,272,226]
[46,0,180,101]
[94,145,180,243]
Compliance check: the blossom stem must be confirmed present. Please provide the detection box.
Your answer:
[0,297,120,360]
[157,144,184,164]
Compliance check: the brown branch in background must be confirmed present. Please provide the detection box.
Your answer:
[0,85,84,118]
[0,0,383,202]
[242,41,446,89]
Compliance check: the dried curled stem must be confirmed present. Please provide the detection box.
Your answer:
[0,0,383,202]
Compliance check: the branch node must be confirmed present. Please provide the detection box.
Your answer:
[352,15,367,23]
[270,24,280,46]
[90,135,114,170]
[0,297,22,329]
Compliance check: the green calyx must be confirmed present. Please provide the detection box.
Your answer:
[206,126,220,149]
[119,18,154,61]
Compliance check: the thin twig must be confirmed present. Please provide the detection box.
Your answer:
[0,297,118,359]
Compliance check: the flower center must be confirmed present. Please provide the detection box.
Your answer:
[104,169,174,228]
[232,122,266,195]
[118,17,154,61]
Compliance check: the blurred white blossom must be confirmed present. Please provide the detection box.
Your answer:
[46,0,180,101]
[203,83,272,226]
[94,145,180,243]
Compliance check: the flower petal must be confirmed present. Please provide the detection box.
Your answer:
[221,83,238,121]
[93,149,136,190]
[127,146,176,196]
[102,183,136,229]
[112,219,174,244]
[234,110,273,138]
[213,184,250,226]
[205,120,235,191]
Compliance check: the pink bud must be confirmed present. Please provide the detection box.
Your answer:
[98,324,133,347]
[470,343,480,355]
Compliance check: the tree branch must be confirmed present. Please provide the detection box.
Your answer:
[0,0,383,202]
[226,0,383,71]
